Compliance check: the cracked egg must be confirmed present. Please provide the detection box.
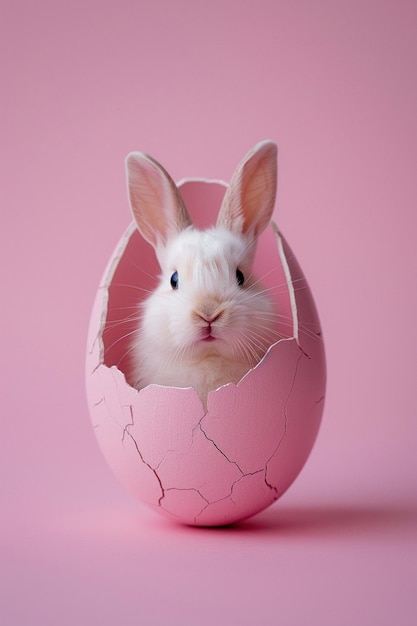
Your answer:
[86,179,326,526]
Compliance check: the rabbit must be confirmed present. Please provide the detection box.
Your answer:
[125,140,279,405]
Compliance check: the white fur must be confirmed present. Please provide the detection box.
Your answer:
[125,141,279,405]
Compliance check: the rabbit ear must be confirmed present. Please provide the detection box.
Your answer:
[217,141,277,240]
[126,152,192,254]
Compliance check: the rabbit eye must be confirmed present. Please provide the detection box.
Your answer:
[236,268,245,286]
[170,271,179,290]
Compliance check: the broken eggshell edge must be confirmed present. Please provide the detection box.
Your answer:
[85,179,326,527]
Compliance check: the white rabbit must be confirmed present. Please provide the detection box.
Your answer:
[126,141,279,405]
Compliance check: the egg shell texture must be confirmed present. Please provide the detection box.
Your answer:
[86,180,326,526]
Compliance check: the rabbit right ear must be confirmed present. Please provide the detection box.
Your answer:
[217,141,277,241]
[126,152,192,256]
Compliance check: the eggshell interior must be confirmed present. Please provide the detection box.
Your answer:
[86,180,326,526]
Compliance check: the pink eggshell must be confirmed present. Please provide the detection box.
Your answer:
[85,180,326,526]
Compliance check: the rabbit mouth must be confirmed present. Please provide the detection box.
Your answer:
[200,327,217,342]
[199,321,219,343]
[202,335,217,343]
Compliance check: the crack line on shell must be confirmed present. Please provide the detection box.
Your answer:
[123,406,166,506]
[197,422,245,475]
[164,487,210,522]
[264,349,305,495]
[99,395,131,435]
[121,405,134,443]
[194,468,268,524]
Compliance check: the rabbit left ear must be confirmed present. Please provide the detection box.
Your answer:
[217,140,277,240]
[126,152,192,257]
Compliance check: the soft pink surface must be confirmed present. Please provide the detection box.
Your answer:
[2,1,416,624]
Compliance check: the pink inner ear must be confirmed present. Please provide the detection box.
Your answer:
[217,142,277,238]
[127,155,172,248]
[238,145,277,237]
[128,154,193,251]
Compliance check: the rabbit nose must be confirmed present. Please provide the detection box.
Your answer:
[200,311,223,324]
[194,301,224,324]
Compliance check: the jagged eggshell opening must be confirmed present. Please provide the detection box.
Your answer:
[85,180,326,526]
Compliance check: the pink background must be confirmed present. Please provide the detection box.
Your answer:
[2,1,416,624]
